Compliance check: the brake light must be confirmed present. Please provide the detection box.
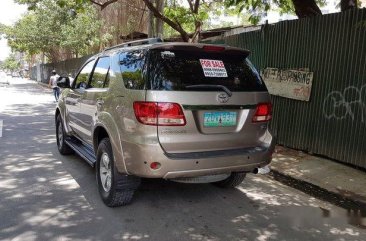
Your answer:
[133,102,186,126]
[252,103,272,122]
[133,102,157,125]
[203,45,225,52]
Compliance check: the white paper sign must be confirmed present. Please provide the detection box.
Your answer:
[261,68,314,101]
[199,59,228,78]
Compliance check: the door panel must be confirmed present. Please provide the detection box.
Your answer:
[78,57,111,144]
[66,59,96,140]
[65,89,82,133]
[79,89,107,144]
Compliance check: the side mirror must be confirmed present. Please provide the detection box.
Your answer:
[57,77,71,88]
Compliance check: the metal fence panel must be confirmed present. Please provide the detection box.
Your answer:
[208,9,366,168]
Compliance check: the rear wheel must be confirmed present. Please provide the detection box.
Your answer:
[96,138,140,207]
[56,115,73,155]
[213,172,246,188]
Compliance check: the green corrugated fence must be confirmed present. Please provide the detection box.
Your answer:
[208,9,366,168]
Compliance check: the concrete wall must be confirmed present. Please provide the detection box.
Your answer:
[30,55,92,83]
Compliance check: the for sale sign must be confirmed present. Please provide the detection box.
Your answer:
[199,59,228,78]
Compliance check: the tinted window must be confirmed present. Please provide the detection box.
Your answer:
[89,57,110,88]
[119,50,146,89]
[74,60,95,89]
[147,50,267,92]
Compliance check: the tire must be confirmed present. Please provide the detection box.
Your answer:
[96,138,141,207]
[56,115,74,155]
[213,172,246,188]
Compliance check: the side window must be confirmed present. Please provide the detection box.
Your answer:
[74,60,95,89]
[104,72,110,87]
[89,57,110,88]
[120,50,146,89]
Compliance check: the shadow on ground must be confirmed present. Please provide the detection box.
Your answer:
[0,84,365,241]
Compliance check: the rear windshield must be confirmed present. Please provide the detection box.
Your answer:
[146,49,267,92]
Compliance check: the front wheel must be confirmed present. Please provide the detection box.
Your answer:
[56,115,73,155]
[213,172,246,188]
[96,138,140,207]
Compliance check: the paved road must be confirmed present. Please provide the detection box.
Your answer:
[0,79,365,241]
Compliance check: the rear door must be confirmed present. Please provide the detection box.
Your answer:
[145,46,271,154]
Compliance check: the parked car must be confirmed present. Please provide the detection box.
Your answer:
[55,38,275,207]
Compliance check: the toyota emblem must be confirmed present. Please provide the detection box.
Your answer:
[217,93,230,103]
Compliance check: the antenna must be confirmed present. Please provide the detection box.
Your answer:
[104,38,163,51]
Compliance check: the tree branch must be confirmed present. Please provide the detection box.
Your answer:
[142,0,190,41]
[194,0,200,13]
[186,0,200,14]
[185,0,198,23]
[292,0,322,18]
[90,0,148,12]
[340,0,358,11]
[90,0,119,10]
[187,0,195,12]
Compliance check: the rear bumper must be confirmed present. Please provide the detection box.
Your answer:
[162,161,270,179]
[120,132,275,179]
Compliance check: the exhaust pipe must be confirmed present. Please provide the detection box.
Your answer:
[253,165,270,175]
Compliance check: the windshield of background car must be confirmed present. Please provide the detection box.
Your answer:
[146,49,267,92]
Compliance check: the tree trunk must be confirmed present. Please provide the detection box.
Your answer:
[190,21,202,43]
[155,0,164,38]
[292,0,322,18]
[340,0,358,11]
[147,0,155,37]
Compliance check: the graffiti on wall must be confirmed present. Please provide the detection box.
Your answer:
[323,85,366,123]
[261,68,314,101]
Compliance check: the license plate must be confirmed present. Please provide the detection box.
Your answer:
[204,112,237,127]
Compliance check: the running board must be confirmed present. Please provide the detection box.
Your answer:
[65,138,96,167]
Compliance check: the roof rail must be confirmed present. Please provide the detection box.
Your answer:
[104,38,163,51]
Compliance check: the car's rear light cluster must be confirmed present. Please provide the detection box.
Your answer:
[133,102,186,126]
[252,103,272,122]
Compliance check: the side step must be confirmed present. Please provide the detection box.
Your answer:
[65,138,96,167]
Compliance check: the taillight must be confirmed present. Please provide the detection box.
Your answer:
[157,102,186,126]
[133,102,186,126]
[133,102,157,125]
[252,103,272,122]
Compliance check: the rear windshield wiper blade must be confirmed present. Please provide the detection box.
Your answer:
[185,85,232,97]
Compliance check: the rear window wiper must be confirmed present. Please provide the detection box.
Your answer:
[185,85,232,97]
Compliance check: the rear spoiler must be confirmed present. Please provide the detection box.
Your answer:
[149,43,250,58]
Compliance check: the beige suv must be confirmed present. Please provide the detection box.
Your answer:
[55,39,275,207]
